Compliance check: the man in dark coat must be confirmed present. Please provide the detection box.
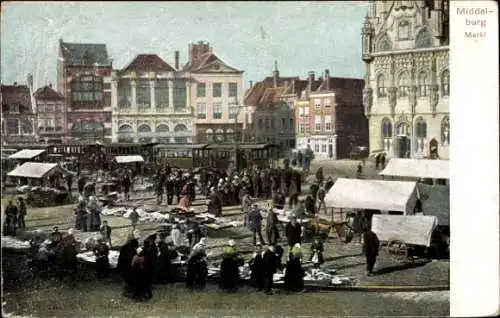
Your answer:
[17,197,27,230]
[117,234,139,297]
[252,171,261,199]
[265,209,280,246]
[285,217,302,249]
[362,227,380,275]
[155,233,177,284]
[186,219,203,251]
[207,188,222,217]
[77,175,86,195]
[122,173,132,201]
[249,244,265,291]
[166,177,175,205]
[247,205,265,246]
[262,245,278,295]
[4,200,19,235]
[130,247,150,301]
[272,190,285,210]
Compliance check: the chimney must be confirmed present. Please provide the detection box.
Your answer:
[174,51,180,70]
[249,80,253,88]
[324,69,330,91]
[49,83,52,88]
[308,71,315,91]
[13,82,17,86]
[273,61,279,88]
[188,43,194,63]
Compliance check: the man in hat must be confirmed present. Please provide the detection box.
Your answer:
[247,204,266,246]
[362,226,380,276]
[4,200,19,235]
[285,215,302,251]
[17,197,27,230]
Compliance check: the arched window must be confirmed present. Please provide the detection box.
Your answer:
[156,124,169,133]
[381,117,392,151]
[417,71,429,97]
[398,71,409,97]
[71,75,103,105]
[441,116,450,145]
[117,124,133,143]
[377,74,387,97]
[377,33,392,51]
[441,70,450,96]
[137,124,152,133]
[398,20,410,40]
[226,128,234,142]
[382,118,392,138]
[118,124,133,133]
[174,124,188,144]
[137,124,152,143]
[415,117,427,152]
[205,129,214,142]
[415,28,432,49]
[396,122,409,136]
[215,128,225,142]
[156,124,170,143]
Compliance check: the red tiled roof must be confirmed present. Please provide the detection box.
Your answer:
[122,54,176,72]
[1,84,32,110]
[34,85,65,101]
[313,78,365,105]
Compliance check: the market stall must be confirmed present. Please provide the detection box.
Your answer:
[321,178,420,240]
[379,158,449,182]
[371,214,438,262]
[7,162,71,206]
[8,149,47,162]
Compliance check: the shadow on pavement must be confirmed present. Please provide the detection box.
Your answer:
[374,260,431,276]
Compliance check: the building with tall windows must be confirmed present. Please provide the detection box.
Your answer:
[361,1,449,159]
[183,41,245,143]
[110,53,194,143]
[57,39,113,142]
[1,80,36,144]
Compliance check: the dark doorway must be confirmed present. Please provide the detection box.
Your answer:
[429,138,439,159]
[328,143,333,158]
[397,136,411,158]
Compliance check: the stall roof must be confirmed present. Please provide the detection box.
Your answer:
[206,143,274,150]
[7,162,61,179]
[324,178,419,214]
[379,158,449,180]
[153,143,208,149]
[371,214,438,247]
[8,149,47,160]
[114,155,144,163]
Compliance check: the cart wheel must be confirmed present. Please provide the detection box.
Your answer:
[387,239,408,262]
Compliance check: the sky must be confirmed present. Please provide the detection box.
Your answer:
[1,1,369,90]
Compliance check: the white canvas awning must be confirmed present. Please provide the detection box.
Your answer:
[114,155,144,163]
[371,214,438,247]
[8,149,46,160]
[379,158,449,180]
[7,162,61,179]
[324,178,419,214]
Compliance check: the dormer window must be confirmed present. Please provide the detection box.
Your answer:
[398,20,411,40]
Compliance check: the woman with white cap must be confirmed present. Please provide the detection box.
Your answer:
[186,237,208,289]
[219,239,241,292]
[284,243,305,293]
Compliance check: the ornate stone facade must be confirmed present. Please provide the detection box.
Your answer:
[361,1,450,159]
